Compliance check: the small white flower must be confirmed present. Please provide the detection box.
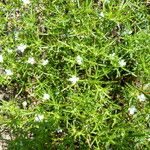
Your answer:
[55,92,59,95]
[148,138,150,141]
[35,114,44,122]
[22,0,30,5]
[22,101,27,108]
[137,93,146,102]
[42,59,49,66]
[76,55,83,65]
[7,49,13,53]
[127,30,132,35]
[27,57,35,64]
[123,30,132,35]
[99,12,104,17]
[119,59,126,67]
[56,128,63,133]
[5,69,13,76]
[17,44,27,53]
[128,106,137,115]
[109,53,115,59]
[43,93,50,100]
[0,55,3,62]
[68,76,79,84]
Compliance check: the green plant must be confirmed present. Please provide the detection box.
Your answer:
[0,0,150,149]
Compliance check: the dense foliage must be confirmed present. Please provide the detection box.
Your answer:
[0,0,150,149]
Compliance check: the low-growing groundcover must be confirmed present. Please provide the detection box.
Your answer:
[0,0,150,149]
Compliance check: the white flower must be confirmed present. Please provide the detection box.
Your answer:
[99,12,104,17]
[7,49,13,53]
[76,55,83,65]
[56,128,63,133]
[128,106,137,115]
[109,53,115,59]
[123,30,132,35]
[55,92,59,95]
[68,76,79,84]
[22,0,30,5]
[148,138,150,141]
[127,30,132,35]
[5,69,13,76]
[0,55,3,62]
[137,93,146,102]
[119,59,126,67]
[43,93,50,100]
[35,114,44,122]
[17,44,27,53]
[27,57,35,64]
[42,59,49,66]
[22,101,27,108]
